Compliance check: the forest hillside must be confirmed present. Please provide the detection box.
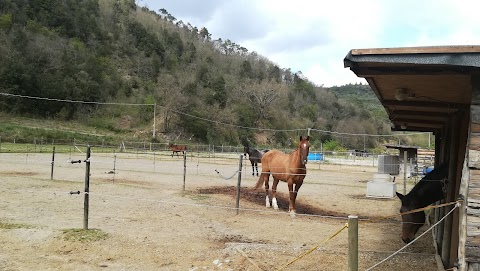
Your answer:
[0,0,424,150]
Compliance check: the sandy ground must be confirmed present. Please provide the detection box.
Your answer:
[0,150,441,271]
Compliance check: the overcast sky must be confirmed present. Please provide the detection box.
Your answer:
[141,0,480,87]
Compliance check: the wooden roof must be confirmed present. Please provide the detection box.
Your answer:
[344,46,480,133]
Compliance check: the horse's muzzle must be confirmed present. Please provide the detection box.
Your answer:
[402,237,412,244]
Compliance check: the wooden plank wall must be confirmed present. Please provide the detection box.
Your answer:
[467,75,480,269]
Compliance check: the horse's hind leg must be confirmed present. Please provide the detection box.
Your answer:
[251,163,255,176]
[271,178,280,210]
[263,173,271,208]
[255,163,259,176]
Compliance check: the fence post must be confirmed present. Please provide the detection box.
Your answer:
[113,152,116,183]
[183,151,187,191]
[236,154,243,215]
[83,146,91,230]
[348,215,358,271]
[50,146,55,180]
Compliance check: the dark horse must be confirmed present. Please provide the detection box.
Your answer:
[168,143,187,157]
[396,163,448,243]
[254,136,310,217]
[243,145,269,176]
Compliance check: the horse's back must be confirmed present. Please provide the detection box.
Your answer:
[261,150,289,170]
[169,144,186,152]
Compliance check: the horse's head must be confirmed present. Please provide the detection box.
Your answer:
[396,192,425,243]
[243,145,249,157]
[298,136,310,165]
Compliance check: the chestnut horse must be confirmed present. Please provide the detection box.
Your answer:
[254,136,310,217]
[396,163,448,243]
[168,143,187,157]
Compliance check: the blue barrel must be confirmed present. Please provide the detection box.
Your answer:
[423,166,434,175]
[307,153,324,161]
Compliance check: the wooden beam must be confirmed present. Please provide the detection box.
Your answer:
[391,126,440,133]
[383,100,463,108]
[393,118,447,125]
[353,66,473,77]
[351,45,480,55]
[391,110,451,118]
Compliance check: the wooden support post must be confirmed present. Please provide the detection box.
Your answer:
[348,215,358,271]
[403,150,408,194]
[457,161,469,271]
[236,154,243,215]
[183,151,187,191]
[50,146,55,180]
[113,152,116,183]
[83,146,91,230]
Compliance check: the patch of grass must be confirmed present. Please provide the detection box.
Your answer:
[62,228,108,242]
[0,221,34,229]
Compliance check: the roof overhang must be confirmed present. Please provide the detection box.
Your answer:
[344,46,480,133]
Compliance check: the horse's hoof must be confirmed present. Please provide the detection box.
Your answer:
[272,198,279,210]
[289,211,296,218]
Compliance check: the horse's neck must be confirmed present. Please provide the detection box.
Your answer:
[289,149,303,168]
[408,180,444,208]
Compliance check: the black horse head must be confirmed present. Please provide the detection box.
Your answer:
[396,163,448,243]
[243,144,249,158]
[396,192,426,243]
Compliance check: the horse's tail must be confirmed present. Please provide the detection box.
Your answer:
[254,174,264,189]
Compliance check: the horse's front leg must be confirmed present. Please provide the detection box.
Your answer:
[287,181,299,217]
[251,163,255,176]
[288,180,304,217]
[255,163,259,176]
[271,178,280,210]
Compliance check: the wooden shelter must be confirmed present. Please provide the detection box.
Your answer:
[384,144,418,162]
[344,46,480,271]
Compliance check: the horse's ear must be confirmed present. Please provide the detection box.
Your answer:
[396,192,404,200]
[299,135,310,141]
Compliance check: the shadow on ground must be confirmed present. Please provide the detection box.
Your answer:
[197,186,397,220]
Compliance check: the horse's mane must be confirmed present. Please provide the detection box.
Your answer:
[406,163,448,207]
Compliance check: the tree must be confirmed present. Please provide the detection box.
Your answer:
[199,27,211,41]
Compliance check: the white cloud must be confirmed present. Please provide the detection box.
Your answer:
[142,0,480,87]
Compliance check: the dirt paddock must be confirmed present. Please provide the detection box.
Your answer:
[0,151,441,270]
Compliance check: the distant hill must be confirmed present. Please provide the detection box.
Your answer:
[0,0,408,150]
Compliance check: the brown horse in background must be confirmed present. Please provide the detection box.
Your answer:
[254,136,310,217]
[168,143,187,157]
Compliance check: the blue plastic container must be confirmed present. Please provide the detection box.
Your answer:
[307,153,324,161]
[423,166,434,175]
